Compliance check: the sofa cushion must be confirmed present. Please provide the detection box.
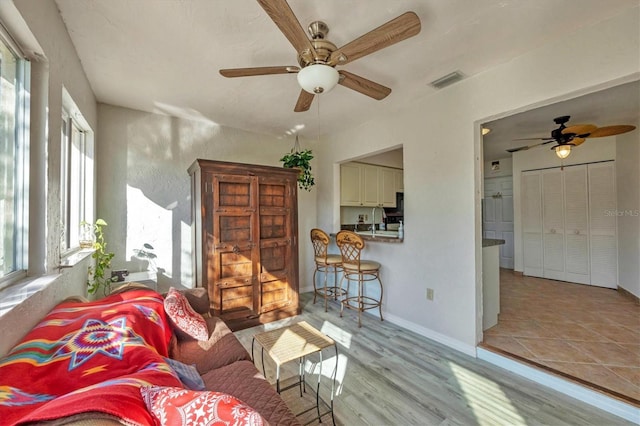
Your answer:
[164,287,209,341]
[140,386,265,426]
[201,360,300,426]
[173,316,251,374]
[179,287,210,315]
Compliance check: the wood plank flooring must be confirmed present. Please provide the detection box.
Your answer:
[234,292,635,425]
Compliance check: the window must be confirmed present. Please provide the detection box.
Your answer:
[60,90,94,254]
[0,27,29,285]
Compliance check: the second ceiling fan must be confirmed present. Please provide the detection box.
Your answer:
[507,115,636,158]
[219,0,421,112]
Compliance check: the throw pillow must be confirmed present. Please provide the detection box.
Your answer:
[164,287,209,341]
[140,386,265,426]
[164,357,206,391]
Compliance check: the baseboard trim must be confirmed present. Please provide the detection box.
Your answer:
[384,312,477,357]
[477,347,640,423]
[618,286,640,304]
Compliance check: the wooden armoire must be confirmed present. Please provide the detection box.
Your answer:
[188,159,300,330]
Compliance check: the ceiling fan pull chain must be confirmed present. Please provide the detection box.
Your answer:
[293,134,301,153]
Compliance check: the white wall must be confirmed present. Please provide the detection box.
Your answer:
[484,157,513,179]
[96,104,318,291]
[616,117,640,298]
[314,10,639,352]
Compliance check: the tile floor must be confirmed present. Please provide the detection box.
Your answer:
[483,269,640,405]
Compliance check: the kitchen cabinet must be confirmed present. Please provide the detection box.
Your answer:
[188,159,300,330]
[340,163,363,206]
[340,162,400,207]
[521,162,617,288]
[394,169,404,193]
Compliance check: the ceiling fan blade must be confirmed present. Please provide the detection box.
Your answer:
[587,125,636,138]
[572,137,586,146]
[507,138,559,152]
[338,70,391,100]
[512,137,555,141]
[561,124,597,136]
[329,12,421,65]
[294,90,314,112]
[219,66,299,78]
[257,0,317,58]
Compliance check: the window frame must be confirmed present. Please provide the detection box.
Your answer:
[0,25,29,289]
[60,90,94,258]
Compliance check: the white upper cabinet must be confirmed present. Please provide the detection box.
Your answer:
[340,162,401,207]
[340,163,363,206]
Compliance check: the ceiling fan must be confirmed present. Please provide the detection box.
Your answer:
[219,0,421,112]
[507,115,636,158]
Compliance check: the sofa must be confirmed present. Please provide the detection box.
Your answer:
[0,284,300,425]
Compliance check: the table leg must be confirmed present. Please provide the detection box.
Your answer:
[276,363,281,394]
[330,344,338,426]
[316,351,323,422]
[298,357,303,397]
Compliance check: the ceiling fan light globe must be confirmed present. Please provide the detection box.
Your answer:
[297,64,339,94]
[555,144,571,159]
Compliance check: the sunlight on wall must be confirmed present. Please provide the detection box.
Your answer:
[126,185,172,275]
[448,362,525,425]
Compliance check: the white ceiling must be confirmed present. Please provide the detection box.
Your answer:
[55,0,639,147]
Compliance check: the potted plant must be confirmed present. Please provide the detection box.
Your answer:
[280,148,315,191]
[86,218,116,296]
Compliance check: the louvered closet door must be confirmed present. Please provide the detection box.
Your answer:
[258,176,297,313]
[542,169,566,280]
[563,165,590,284]
[522,171,543,277]
[588,162,618,288]
[207,173,260,315]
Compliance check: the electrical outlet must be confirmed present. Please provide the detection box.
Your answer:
[426,288,434,301]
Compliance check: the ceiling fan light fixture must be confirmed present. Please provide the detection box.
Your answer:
[555,144,572,159]
[297,64,339,94]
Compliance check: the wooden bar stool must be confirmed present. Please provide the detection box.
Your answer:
[335,230,383,327]
[310,228,344,312]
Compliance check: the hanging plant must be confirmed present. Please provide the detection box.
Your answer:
[280,136,315,191]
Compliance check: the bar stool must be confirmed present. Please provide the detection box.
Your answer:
[310,228,344,312]
[335,230,383,328]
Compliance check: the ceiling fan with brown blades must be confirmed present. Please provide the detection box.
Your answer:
[507,115,636,159]
[219,0,421,112]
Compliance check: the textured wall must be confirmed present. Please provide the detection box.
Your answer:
[96,104,317,290]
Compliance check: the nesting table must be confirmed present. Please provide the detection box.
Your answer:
[252,321,338,425]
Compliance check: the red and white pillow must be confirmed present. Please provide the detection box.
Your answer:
[140,386,265,426]
[164,287,209,341]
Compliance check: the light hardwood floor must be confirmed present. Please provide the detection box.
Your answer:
[234,292,635,426]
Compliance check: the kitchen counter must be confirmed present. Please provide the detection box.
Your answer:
[331,231,403,243]
[482,239,505,331]
[482,238,505,247]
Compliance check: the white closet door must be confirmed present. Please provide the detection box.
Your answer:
[483,176,515,269]
[588,162,618,288]
[522,171,543,277]
[542,169,566,280]
[563,165,590,284]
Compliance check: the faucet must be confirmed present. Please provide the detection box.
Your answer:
[371,207,377,235]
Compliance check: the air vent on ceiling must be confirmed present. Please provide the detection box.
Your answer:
[429,71,465,89]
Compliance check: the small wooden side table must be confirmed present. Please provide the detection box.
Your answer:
[252,321,338,425]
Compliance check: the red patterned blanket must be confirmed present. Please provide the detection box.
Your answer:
[0,288,182,425]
